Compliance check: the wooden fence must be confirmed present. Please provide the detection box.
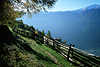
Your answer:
[13,26,100,67]
[44,36,100,67]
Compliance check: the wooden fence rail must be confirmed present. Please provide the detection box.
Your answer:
[44,36,100,67]
[13,26,100,67]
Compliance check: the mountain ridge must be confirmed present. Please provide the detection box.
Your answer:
[48,4,100,13]
[22,4,100,56]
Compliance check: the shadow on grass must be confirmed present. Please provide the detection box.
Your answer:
[0,42,14,67]
[15,39,55,64]
[0,58,10,67]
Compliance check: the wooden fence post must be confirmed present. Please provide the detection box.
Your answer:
[67,44,75,60]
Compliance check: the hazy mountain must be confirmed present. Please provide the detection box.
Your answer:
[22,4,100,56]
[82,4,100,10]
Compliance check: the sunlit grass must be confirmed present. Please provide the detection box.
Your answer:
[20,36,75,67]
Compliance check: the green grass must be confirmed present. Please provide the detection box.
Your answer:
[1,25,99,67]
[20,35,75,67]
[0,32,75,67]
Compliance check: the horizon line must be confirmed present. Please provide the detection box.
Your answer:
[47,3,100,12]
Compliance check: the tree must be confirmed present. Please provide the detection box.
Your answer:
[0,0,57,25]
[47,30,51,38]
[41,30,45,36]
[0,0,22,24]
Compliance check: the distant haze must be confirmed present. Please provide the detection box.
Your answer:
[48,0,100,11]
[22,4,100,56]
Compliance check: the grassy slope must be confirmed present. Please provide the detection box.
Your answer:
[20,35,75,67]
[0,33,75,67]
[0,24,76,67]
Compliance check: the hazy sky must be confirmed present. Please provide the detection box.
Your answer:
[48,0,100,11]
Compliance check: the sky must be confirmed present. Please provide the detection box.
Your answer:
[48,0,100,11]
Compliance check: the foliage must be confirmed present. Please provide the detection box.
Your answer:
[10,0,57,13]
[0,0,57,25]
[0,0,22,24]
[41,30,45,36]
[47,30,51,38]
